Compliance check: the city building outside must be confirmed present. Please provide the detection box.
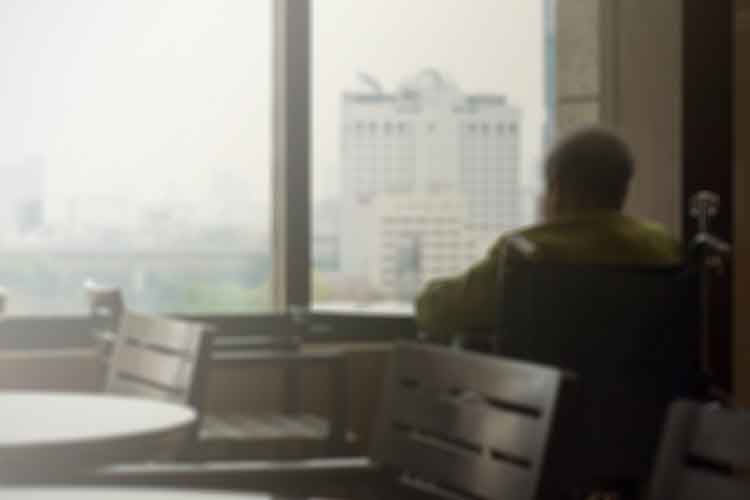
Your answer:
[0,0,554,317]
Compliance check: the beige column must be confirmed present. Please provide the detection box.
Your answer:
[614,1,682,233]
[557,0,683,234]
[734,0,750,405]
[556,0,603,135]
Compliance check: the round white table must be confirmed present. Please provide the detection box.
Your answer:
[0,488,268,500]
[0,392,196,481]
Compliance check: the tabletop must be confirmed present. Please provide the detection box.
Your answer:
[0,391,196,481]
[0,488,270,500]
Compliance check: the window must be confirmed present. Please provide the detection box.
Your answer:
[0,0,555,331]
[312,0,554,315]
[0,0,271,315]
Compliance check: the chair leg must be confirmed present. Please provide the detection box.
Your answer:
[328,354,350,455]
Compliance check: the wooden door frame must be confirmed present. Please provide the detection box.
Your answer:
[681,0,735,391]
[734,0,750,404]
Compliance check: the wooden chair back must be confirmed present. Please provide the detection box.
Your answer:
[647,400,750,500]
[497,239,701,393]
[106,311,214,410]
[371,342,566,500]
[494,240,705,495]
[85,281,125,330]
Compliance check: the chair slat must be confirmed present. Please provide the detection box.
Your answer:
[646,401,750,500]
[119,313,203,354]
[382,426,538,500]
[690,410,750,468]
[384,384,543,463]
[106,311,213,410]
[109,343,194,393]
[679,468,750,500]
[108,376,183,404]
[372,343,564,500]
[391,344,560,412]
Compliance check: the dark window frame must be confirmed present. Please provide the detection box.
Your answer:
[0,0,416,350]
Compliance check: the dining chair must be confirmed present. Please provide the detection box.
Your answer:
[89,285,354,460]
[196,310,354,459]
[645,400,750,500]
[198,343,354,459]
[368,341,570,500]
[104,310,215,457]
[106,311,215,411]
[85,281,126,386]
[491,237,706,497]
[495,236,702,393]
[89,342,573,500]
[85,280,125,328]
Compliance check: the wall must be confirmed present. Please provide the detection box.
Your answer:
[735,0,750,405]
[681,0,734,389]
[557,0,683,234]
[615,0,682,233]
[559,0,741,392]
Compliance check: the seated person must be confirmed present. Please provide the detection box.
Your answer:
[415,127,682,340]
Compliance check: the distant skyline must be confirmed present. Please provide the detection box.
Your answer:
[0,1,546,210]
[0,0,271,205]
[314,0,546,201]
[0,0,552,314]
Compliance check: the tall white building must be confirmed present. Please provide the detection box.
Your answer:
[339,69,521,283]
[370,193,499,298]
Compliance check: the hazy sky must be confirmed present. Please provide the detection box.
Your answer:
[0,0,545,210]
[313,0,546,199]
[0,0,271,206]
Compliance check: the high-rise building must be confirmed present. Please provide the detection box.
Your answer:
[312,198,341,272]
[371,193,464,297]
[339,69,521,278]
[369,193,499,298]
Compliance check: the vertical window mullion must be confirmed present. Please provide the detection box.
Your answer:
[272,0,311,312]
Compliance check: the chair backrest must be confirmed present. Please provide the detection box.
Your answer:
[370,342,566,500]
[497,240,701,396]
[85,281,125,329]
[647,400,750,500]
[495,245,705,493]
[106,311,214,410]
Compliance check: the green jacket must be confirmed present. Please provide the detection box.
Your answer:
[415,212,682,338]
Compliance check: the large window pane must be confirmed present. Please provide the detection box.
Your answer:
[312,0,556,314]
[0,0,271,315]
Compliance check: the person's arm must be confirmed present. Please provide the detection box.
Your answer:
[415,237,508,340]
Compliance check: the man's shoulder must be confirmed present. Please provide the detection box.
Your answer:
[614,215,681,249]
[498,213,682,265]
[480,224,560,263]
[484,225,541,257]
[620,217,683,264]
[625,216,675,239]
[499,218,581,248]
[514,213,675,240]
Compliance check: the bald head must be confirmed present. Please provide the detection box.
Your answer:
[543,128,634,216]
